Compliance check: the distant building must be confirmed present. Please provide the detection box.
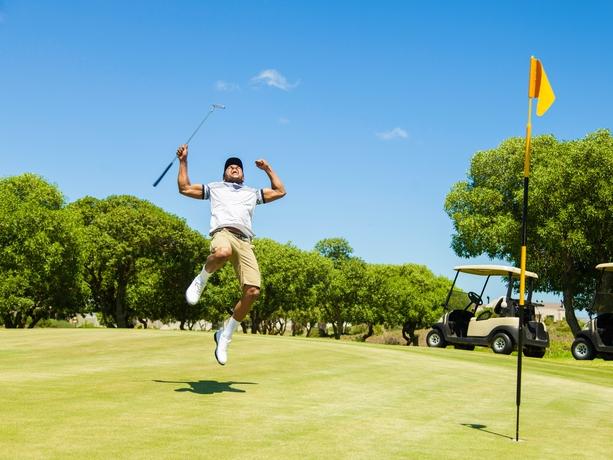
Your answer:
[534,302,566,322]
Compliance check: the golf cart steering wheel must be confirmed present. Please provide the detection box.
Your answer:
[468,291,483,306]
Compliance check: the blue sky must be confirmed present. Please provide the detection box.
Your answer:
[2,1,613,300]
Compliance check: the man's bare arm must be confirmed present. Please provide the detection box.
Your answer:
[177,144,205,199]
[255,159,286,203]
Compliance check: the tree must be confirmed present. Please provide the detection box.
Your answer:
[200,263,242,328]
[384,264,449,345]
[0,174,85,327]
[445,130,613,334]
[315,238,353,266]
[248,239,332,335]
[351,264,393,340]
[284,250,332,337]
[126,222,209,329]
[69,195,207,328]
[315,237,355,337]
[321,257,368,340]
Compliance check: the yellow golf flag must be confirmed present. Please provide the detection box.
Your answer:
[528,56,555,116]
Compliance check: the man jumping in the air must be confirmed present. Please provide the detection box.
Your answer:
[176,144,286,365]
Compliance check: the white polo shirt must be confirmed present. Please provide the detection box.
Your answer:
[203,181,265,238]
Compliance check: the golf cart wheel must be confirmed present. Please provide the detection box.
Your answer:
[571,338,595,361]
[426,329,446,348]
[523,347,546,358]
[490,332,513,355]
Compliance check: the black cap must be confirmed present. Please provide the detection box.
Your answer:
[224,157,243,171]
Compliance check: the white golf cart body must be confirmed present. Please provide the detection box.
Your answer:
[427,264,549,357]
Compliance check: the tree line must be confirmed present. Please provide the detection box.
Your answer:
[0,173,450,341]
[4,129,611,337]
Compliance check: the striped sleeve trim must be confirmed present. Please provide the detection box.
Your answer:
[202,184,210,200]
[257,188,266,205]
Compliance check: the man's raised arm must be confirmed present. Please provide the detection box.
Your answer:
[255,159,286,203]
[177,144,205,199]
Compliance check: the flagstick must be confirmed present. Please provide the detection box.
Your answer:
[516,66,535,442]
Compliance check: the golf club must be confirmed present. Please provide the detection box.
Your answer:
[152,104,226,187]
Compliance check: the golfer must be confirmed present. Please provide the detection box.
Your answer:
[176,144,286,365]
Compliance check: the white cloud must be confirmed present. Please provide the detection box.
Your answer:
[215,80,239,92]
[251,69,299,91]
[278,117,290,125]
[376,127,408,141]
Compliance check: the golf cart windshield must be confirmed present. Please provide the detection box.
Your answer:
[593,264,613,313]
[444,265,539,314]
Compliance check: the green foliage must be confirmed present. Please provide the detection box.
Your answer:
[447,289,468,310]
[200,263,241,325]
[129,223,209,330]
[384,264,450,343]
[315,237,353,266]
[252,239,332,334]
[35,319,75,328]
[543,319,576,359]
[0,175,457,334]
[0,174,86,328]
[68,195,208,328]
[323,257,369,339]
[445,130,613,333]
[313,238,451,341]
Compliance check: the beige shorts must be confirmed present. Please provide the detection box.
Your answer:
[210,229,261,288]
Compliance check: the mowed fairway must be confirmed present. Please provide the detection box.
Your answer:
[1,329,612,459]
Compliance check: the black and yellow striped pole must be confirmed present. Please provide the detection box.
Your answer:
[516,56,555,442]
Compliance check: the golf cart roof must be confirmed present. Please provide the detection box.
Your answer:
[596,263,613,272]
[453,264,538,279]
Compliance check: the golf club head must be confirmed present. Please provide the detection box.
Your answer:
[211,104,226,110]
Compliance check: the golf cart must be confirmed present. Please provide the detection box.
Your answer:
[571,263,613,360]
[426,265,549,357]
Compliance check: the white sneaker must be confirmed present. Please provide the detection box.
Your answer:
[185,274,206,305]
[214,329,231,365]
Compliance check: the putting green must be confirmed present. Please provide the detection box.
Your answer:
[1,329,611,459]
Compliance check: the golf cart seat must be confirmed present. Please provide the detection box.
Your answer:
[596,313,613,346]
[448,310,474,337]
[493,297,504,315]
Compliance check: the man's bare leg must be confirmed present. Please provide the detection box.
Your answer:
[215,285,260,365]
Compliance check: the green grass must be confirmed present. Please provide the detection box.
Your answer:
[1,329,612,459]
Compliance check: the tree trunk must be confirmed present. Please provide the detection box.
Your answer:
[115,281,128,328]
[2,313,15,328]
[278,318,286,335]
[362,323,374,341]
[251,311,260,334]
[563,288,581,336]
[402,321,418,346]
[332,322,341,340]
[9,311,25,328]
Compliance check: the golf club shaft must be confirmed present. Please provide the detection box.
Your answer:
[152,159,176,187]
[184,107,214,145]
[152,105,224,187]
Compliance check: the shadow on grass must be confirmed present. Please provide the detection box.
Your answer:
[153,380,257,395]
[461,423,513,440]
